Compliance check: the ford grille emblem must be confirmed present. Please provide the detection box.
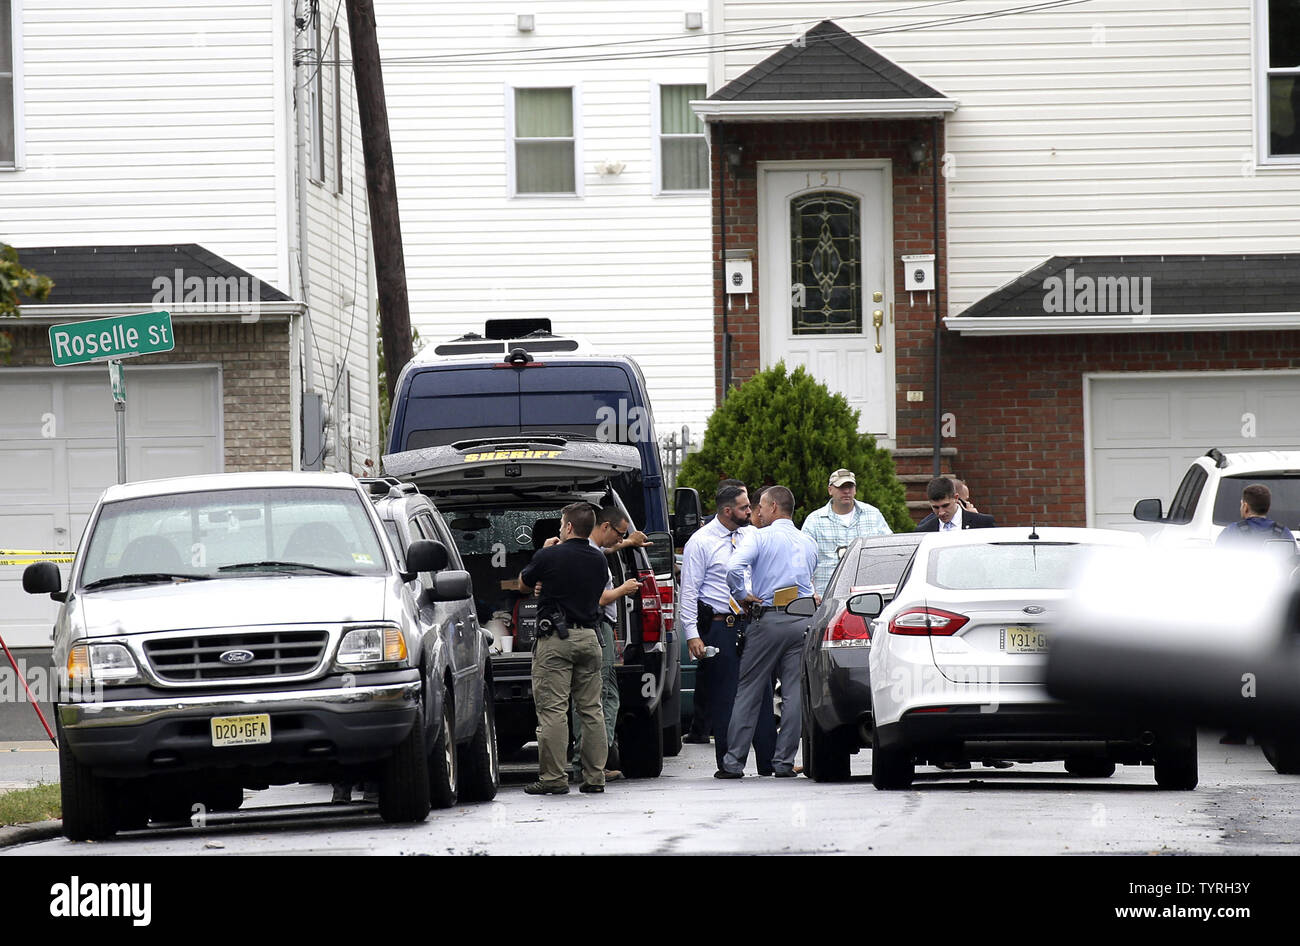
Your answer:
[219,649,255,665]
[1023,606,1046,615]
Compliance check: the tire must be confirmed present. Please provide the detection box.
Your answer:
[58,730,118,841]
[1154,738,1198,791]
[871,727,914,790]
[458,682,499,802]
[801,674,852,782]
[1260,738,1300,775]
[663,720,683,758]
[378,712,434,823]
[427,688,459,810]
[115,785,150,832]
[1064,758,1116,778]
[620,704,664,778]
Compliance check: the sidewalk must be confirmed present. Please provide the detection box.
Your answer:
[0,741,59,791]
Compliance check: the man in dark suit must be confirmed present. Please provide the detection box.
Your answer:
[916,476,996,532]
[916,477,992,531]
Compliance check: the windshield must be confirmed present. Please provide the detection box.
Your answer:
[401,364,639,449]
[79,487,389,587]
[927,543,1093,591]
[1213,475,1300,529]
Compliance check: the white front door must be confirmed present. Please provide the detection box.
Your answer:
[759,164,893,440]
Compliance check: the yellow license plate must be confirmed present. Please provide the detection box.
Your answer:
[210,714,271,747]
[1000,625,1047,654]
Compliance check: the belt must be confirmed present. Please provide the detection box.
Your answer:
[709,613,740,627]
[751,605,781,617]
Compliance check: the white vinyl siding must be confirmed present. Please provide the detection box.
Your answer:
[715,0,1300,318]
[376,2,713,436]
[656,83,708,192]
[510,86,580,195]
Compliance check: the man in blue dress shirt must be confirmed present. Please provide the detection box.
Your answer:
[680,483,776,774]
[717,485,819,779]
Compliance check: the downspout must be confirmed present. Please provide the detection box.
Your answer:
[296,6,315,395]
[931,117,942,477]
[718,121,730,396]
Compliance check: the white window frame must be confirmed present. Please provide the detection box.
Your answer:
[1254,0,1300,167]
[652,80,709,196]
[505,83,583,198]
[1,0,24,170]
[308,4,324,185]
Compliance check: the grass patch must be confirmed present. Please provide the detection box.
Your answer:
[0,783,61,826]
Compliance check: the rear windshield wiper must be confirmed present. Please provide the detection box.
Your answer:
[216,560,360,577]
[82,573,213,591]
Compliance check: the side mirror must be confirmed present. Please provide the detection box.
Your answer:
[1133,498,1164,523]
[423,569,473,603]
[785,596,817,618]
[845,592,883,619]
[643,531,674,576]
[405,539,450,576]
[23,562,63,599]
[672,487,702,546]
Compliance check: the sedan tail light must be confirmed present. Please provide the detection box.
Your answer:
[824,607,870,647]
[888,607,969,637]
[637,570,663,643]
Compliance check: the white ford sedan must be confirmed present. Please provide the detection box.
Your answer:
[856,526,1198,791]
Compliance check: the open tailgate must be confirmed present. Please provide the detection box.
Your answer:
[382,437,642,491]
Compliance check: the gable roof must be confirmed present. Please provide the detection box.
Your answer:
[693,20,956,122]
[13,244,291,307]
[946,254,1300,336]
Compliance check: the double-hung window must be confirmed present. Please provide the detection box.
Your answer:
[1258,0,1300,163]
[1,0,19,168]
[656,83,707,192]
[511,87,579,196]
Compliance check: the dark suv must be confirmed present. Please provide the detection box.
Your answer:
[384,438,677,777]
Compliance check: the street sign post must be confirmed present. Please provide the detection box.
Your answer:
[47,311,173,484]
[48,310,173,366]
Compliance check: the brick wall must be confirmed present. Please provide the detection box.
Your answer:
[710,117,947,454]
[0,319,292,471]
[941,329,1300,526]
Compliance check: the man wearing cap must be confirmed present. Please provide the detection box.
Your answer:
[801,468,893,596]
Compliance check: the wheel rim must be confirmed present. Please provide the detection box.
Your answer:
[444,708,457,793]
[485,700,499,785]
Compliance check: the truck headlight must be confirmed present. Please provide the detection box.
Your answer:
[68,642,141,685]
[337,625,406,666]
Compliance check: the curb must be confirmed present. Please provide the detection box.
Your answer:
[0,819,62,848]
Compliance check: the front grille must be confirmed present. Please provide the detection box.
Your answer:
[144,631,330,683]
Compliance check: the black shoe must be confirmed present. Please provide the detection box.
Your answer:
[773,768,797,778]
[758,769,774,777]
[579,783,604,794]
[1220,733,1248,745]
[683,734,711,744]
[524,781,569,795]
[982,760,1014,769]
[935,761,971,770]
[714,769,743,779]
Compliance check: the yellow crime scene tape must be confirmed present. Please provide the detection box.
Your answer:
[0,549,75,566]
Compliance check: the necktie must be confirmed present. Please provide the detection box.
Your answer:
[726,531,742,614]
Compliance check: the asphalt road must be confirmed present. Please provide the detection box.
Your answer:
[3,731,1295,856]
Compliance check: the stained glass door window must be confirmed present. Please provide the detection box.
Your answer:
[790,191,862,334]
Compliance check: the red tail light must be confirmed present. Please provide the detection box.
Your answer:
[656,578,674,636]
[824,607,870,647]
[888,607,968,637]
[637,570,662,643]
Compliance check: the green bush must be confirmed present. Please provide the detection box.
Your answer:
[678,362,911,531]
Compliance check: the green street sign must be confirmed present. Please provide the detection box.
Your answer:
[48,310,174,366]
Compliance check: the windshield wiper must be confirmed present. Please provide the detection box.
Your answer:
[82,573,212,591]
[216,560,360,577]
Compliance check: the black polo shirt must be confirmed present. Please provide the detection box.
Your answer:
[520,537,611,629]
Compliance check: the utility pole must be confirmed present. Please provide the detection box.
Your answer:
[345,0,413,403]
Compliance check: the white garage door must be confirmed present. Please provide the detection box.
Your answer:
[1088,372,1300,534]
[0,366,221,648]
